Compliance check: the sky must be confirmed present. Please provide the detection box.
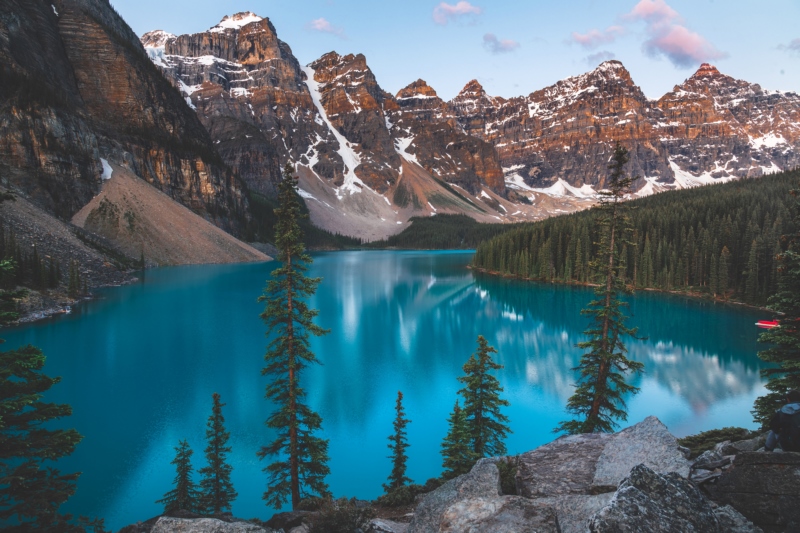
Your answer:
[111,0,800,101]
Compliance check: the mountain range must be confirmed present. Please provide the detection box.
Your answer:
[1,1,799,263]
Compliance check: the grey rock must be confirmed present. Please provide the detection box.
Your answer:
[265,511,313,531]
[588,464,720,532]
[693,449,723,469]
[705,451,800,532]
[536,494,614,533]
[713,505,763,533]
[407,461,500,533]
[592,416,692,487]
[367,518,409,533]
[516,432,613,498]
[517,416,690,500]
[438,496,559,533]
[150,517,271,533]
[720,435,764,455]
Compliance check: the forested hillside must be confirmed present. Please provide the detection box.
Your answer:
[473,170,800,306]
[371,214,521,249]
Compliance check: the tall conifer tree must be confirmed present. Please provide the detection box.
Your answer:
[157,440,200,513]
[753,189,800,426]
[384,391,412,492]
[0,260,104,532]
[440,401,477,479]
[458,335,510,457]
[556,143,644,435]
[258,163,330,510]
[199,393,237,514]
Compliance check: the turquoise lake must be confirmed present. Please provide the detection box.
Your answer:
[1,250,768,529]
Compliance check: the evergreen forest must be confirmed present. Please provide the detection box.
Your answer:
[473,169,800,307]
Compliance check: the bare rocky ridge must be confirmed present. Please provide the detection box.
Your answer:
[72,165,268,266]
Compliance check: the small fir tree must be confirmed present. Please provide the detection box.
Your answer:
[753,189,800,427]
[383,391,412,492]
[556,143,644,435]
[157,440,200,513]
[258,163,331,509]
[440,401,478,479]
[199,393,237,514]
[458,335,511,457]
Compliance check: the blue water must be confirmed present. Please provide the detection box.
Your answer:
[1,251,768,529]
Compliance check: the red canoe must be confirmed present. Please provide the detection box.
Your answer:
[756,320,779,329]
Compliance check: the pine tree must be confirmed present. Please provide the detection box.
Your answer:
[440,401,478,479]
[258,163,330,510]
[383,391,412,492]
[457,335,511,457]
[0,342,105,532]
[556,143,644,435]
[199,393,237,514]
[157,440,200,513]
[752,189,800,427]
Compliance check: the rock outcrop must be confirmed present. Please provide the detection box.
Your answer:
[408,417,698,533]
[704,452,800,532]
[406,460,560,533]
[588,464,759,533]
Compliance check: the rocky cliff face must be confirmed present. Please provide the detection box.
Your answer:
[0,0,247,233]
[450,61,800,196]
[141,13,518,238]
[143,16,506,200]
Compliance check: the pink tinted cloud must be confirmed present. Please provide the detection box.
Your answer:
[643,24,726,67]
[625,0,726,68]
[482,33,520,54]
[625,0,680,24]
[306,17,346,38]
[571,26,625,49]
[433,1,482,26]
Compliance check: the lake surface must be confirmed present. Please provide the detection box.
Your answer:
[2,251,768,529]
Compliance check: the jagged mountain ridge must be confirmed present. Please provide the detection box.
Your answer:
[142,13,534,239]
[450,61,800,196]
[143,12,799,229]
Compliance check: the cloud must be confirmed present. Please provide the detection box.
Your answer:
[778,38,800,56]
[586,51,616,65]
[306,17,346,38]
[571,26,624,49]
[433,1,482,26]
[624,0,680,24]
[626,0,725,68]
[483,33,520,54]
[642,24,726,68]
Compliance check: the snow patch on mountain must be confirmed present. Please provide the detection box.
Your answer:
[302,64,366,199]
[210,12,263,33]
[533,179,596,198]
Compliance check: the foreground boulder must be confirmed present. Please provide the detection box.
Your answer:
[588,464,760,532]
[511,416,691,532]
[704,452,800,532]
[406,460,560,533]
